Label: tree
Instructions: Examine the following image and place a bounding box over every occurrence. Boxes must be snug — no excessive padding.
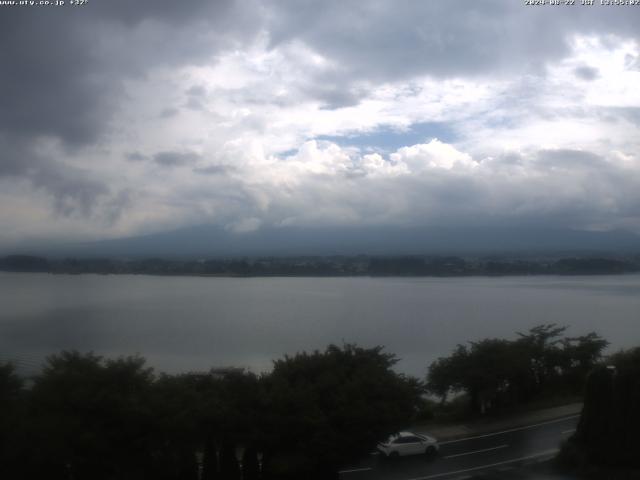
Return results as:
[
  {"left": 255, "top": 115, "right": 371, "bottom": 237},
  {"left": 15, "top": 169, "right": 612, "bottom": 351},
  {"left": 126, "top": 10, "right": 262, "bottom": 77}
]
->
[
  {"left": 150, "top": 368, "right": 263, "bottom": 480},
  {"left": 262, "top": 344, "right": 423, "bottom": 479},
  {"left": 151, "top": 372, "right": 223, "bottom": 480},
  {"left": 0, "top": 363, "right": 25, "bottom": 478},
  {"left": 516, "top": 324, "right": 567, "bottom": 393},
  {"left": 427, "top": 340, "right": 526, "bottom": 414},
  {"left": 219, "top": 442, "right": 240, "bottom": 480},
  {"left": 241, "top": 445, "right": 260, "bottom": 480},
  {"left": 427, "top": 325, "right": 607, "bottom": 414},
  {"left": 426, "top": 354, "right": 458, "bottom": 404},
  {"left": 26, "top": 351, "right": 156, "bottom": 480},
  {"left": 564, "top": 347, "right": 640, "bottom": 469},
  {"left": 559, "top": 332, "right": 609, "bottom": 390},
  {"left": 201, "top": 436, "right": 219, "bottom": 480}
]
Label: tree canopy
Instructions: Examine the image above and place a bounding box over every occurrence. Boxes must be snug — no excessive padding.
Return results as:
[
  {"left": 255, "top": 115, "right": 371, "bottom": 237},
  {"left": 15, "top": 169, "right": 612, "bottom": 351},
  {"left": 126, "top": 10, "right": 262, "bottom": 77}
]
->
[
  {"left": 566, "top": 347, "right": 640, "bottom": 469},
  {"left": 427, "top": 325, "right": 608, "bottom": 414},
  {"left": 263, "top": 344, "right": 423, "bottom": 478},
  {"left": 0, "top": 345, "right": 423, "bottom": 480}
]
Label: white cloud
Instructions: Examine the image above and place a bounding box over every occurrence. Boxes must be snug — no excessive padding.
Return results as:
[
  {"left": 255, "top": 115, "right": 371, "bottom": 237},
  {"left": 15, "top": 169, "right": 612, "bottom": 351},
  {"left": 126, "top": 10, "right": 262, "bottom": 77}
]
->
[{"left": 391, "top": 140, "right": 476, "bottom": 171}]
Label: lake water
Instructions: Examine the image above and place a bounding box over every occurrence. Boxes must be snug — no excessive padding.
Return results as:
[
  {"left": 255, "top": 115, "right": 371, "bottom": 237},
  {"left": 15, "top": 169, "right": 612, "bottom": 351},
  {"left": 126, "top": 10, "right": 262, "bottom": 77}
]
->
[{"left": 1, "top": 272, "right": 639, "bottom": 378}]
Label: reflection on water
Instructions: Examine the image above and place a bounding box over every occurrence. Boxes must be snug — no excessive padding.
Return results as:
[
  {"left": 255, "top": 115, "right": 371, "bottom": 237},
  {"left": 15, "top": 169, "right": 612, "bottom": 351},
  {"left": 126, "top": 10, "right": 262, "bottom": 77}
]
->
[{"left": 1, "top": 272, "right": 639, "bottom": 377}]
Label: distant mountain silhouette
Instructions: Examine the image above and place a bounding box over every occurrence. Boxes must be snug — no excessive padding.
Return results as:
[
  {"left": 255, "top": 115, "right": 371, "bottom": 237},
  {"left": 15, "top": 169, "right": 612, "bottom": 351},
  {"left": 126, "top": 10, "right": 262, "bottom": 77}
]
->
[{"left": 38, "top": 224, "right": 640, "bottom": 258}]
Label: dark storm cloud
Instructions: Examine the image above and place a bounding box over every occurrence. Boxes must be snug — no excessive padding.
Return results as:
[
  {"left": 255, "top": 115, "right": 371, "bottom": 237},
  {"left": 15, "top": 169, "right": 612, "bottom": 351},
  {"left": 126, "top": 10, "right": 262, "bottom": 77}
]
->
[
  {"left": 0, "top": 2, "right": 261, "bottom": 147},
  {"left": 0, "top": 135, "right": 110, "bottom": 217},
  {"left": 267, "top": 0, "right": 640, "bottom": 83},
  {"left": 193, "top": 165, "right": 236, "bottom": 176},
  {"left": 30, "top": 165, "right": 110, "bottom": 217},
  {"left": 267, "top": 1, "right": 540, "bottom": 81},
  {"left": 153, "top": 151, "right": 201, "bottom": 167},
  {"left": 90, "top": 0, "right": 225, "bottom": 26},
  {"left": 159, "top": 107, "right": 180, "bottom": 119},
  {"left": 186, "top": 85, "right": 208, "bottom": 97},
  {"left": 305, "top": 83, "right": 368, "bottom": 110},
  {"left": 0, "top": 10, "right": 114, "bottom": 145},
  {"left": 0, "top": 1, "right": 261, "bottom": 222},
  {"left": 125, "top": 152, "right": 148, "bottom": 162},
  {"left": 0, "top": 135, "right": 33, "bottom": 177}
]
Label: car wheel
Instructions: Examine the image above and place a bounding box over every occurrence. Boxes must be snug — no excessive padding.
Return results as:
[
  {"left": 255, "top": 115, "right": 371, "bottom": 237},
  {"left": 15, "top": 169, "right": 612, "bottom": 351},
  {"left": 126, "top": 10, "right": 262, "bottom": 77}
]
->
[
  {"left": 425, "top": 446, "right": 436, "bottom": 458},
  {"left": 389, "top": 451, "right": 400, "bottom": 459}
]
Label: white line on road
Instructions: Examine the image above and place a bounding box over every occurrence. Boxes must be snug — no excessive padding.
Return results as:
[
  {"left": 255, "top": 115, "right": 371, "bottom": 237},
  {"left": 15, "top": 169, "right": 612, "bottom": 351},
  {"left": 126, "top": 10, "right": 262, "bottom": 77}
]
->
[
  {"left": 443, "top": 444, "right": 508, "bottom": 459},
  {"left": 439, "top": 415, "right": 580, "bottom": 445},
  {"left": 561, "top": 429, "right": 576, "bottom": 435},
  {"left": 404, "top": 449, "right": 559, "bottom": 480},
  {"left": 338, "top": 467, "right": 373, "bottom": 474}
]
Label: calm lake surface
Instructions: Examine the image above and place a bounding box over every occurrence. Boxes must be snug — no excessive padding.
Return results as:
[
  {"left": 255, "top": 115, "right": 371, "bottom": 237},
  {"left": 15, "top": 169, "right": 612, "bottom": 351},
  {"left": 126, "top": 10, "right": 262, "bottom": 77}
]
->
[{"left": 1, "top": 272, "right": 639, "bottom": 377}]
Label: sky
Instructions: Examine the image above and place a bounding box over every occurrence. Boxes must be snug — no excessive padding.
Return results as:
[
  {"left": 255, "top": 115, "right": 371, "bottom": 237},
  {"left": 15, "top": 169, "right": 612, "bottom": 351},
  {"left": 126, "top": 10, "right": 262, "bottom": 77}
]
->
[{"left": 1, "top": 0, "right": 640, "bottom": 249}]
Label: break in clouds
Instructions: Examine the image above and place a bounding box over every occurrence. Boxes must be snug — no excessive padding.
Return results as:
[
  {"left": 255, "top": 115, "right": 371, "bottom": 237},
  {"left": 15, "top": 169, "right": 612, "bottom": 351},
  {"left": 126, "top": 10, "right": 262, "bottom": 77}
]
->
[{"left": 1, "top": 0, "right": 640, "bottom": 247}]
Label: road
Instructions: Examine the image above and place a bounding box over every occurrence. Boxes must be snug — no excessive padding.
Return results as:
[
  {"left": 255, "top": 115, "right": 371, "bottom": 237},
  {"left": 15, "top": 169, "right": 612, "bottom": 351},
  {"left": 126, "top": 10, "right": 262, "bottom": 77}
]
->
[{"left": 339, "top": 415, "right": 579, "bottom": 480}]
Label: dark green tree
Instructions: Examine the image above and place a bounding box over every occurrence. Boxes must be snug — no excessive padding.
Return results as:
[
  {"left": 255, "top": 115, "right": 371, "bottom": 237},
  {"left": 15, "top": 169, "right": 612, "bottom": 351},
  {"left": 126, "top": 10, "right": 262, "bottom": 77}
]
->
[
  {"left": 219, "top": 442, "right": 240, "bottom": 480},
  {"left": 426, "top": 354, "right": 458, "bottom": 404},
  {"left": 427, "top": 339, "right": 530, "bottom": 413},
  {"left": 559, "top": 332, "right": 609, "bottom": 390},
  {"left": 515, "top": 324, "right": 567, "bottom": 393},
  {"left": 262, "top": 344, "right": 423, "bottom": 479},
  {"left": 0, "top": 362, "right": 25, "bottom": 478},
  {"left": 201, "top": 436, "right": 219, "bottom": 480},
  {"left": 241, "top": 445, "right": 260, "bottom": 480},
  {"left": 151, "top": 372, "right": 222, "bottom": 480},
  {"left": 563, "top": 347, "right": 640, "bottom": 470},
  {"left": 26, "top": 351, "right": 156, "bottom": 480},
  {"left": 427, "top": 325, "right": 607, "bottom": 414}
]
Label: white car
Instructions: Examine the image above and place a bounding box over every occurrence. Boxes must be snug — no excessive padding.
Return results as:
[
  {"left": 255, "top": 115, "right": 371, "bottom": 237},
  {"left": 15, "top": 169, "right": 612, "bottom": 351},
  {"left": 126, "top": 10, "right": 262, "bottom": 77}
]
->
[{"left": 377, "top": 431, "right": 439, "bottom": 458}]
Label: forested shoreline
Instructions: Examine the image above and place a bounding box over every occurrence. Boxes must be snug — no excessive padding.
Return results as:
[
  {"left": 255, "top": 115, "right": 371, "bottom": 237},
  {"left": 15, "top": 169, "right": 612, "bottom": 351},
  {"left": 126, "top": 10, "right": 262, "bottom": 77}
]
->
[{"left": 1, "top": 254, "right": 639, "bottom": 277}]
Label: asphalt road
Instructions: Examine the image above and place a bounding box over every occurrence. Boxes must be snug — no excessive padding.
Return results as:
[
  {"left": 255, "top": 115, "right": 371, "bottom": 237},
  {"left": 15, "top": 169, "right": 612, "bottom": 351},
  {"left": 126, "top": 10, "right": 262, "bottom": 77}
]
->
[{"left": 339, "top": 415, "right": 579, "bottom": 480}]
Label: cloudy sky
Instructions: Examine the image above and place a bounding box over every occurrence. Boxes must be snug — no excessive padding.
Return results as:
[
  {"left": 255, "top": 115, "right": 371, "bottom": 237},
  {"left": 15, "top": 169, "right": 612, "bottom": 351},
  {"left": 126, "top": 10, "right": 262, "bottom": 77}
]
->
[{"left": 1, "top": 0, "right": 640, "bottom": 248}]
